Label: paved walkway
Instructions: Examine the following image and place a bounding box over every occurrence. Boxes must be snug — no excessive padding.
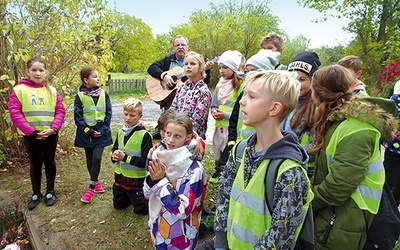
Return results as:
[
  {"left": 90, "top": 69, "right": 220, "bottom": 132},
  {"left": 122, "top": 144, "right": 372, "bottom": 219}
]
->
[{"left": 111, "top": 100, "right": 215, "bottom": 144}]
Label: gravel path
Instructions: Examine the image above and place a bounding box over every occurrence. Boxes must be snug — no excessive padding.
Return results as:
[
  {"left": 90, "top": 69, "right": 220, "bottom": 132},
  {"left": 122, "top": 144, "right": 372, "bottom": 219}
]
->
[{"left": 111, "top": 100, "right": 215, "bottom": 145}]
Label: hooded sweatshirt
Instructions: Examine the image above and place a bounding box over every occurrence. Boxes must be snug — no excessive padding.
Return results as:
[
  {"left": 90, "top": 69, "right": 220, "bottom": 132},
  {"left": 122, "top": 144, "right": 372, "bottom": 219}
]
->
[{"left": 214, "top": 131, "right": 310, "bottom": 249}]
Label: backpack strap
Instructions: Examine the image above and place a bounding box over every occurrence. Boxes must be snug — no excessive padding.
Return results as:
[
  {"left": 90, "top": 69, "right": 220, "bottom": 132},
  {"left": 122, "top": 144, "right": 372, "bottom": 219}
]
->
[
  {"left": 265, "top": 159, "right": 285, "bottom": 213},
  {"left": 232, "top": 139, "right": 247, "bottom": 168}
]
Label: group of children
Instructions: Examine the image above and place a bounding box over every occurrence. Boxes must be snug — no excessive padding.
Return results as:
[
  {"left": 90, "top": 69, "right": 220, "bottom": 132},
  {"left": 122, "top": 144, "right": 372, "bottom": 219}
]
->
[{"left": 8, "top": 30, "right": 400, "bottom": 249}]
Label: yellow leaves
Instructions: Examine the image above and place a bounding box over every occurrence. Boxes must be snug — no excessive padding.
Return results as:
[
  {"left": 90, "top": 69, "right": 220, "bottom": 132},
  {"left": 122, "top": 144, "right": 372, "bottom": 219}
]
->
[{"left": 0, "top": 75, "right": 9, "bottom": 80}]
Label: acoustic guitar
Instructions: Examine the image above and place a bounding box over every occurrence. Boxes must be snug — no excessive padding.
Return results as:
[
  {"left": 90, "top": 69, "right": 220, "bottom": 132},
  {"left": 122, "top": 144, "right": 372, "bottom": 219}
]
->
[{"left": 145, "top": 66, "right": 187, "bottom": 106}]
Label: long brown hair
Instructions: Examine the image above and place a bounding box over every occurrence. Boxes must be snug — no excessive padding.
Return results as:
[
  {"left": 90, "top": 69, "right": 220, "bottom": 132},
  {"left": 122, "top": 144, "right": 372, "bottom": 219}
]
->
[
  {"left": 290, "top": 90, "right": 315, "bottom": 132},
  {"left": 312, "top": 65, "right": 355, "bottom": 154}
]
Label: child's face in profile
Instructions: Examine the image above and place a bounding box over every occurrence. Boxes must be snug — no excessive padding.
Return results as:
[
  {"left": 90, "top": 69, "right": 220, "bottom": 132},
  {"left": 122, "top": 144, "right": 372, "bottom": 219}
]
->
[
  {"left": 218, "top": 63, "right": 234, "bottom": 80},
  {"left": 123, "top": 110, "right": 142, "bottom": 127},
  {"left": 295, "top": 70, "right": 312, "bottom": 97},
  {"left": 164, "top": 122, "right": 191, "bottom": 150},
  {"left": 84, "top": 70, "right": 100, "bottom": 89},
  {"left": 240, "top": 78, "right": 275, "bottom": 127}
]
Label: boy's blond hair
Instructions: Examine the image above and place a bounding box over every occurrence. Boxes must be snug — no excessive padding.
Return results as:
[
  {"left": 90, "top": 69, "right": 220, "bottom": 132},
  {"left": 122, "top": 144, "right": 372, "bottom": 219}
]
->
[
  {"left": 123, "top": 97, "right": 143, "bottom": 114},
  {"left": 245, "top": 70, "right": 300, "bottom": 121},
  {"left": 260, "top": 32, "right": 284, "bottom": 50},
  {"left": 337, "top": 55, "right": 363, "bottom": 72}
]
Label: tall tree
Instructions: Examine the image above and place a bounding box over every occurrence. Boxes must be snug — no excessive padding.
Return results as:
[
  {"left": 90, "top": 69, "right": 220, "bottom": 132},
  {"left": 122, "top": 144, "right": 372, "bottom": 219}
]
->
[
  {"left": 298, "top": 0, "right": 400, "bottom": 86},
  {"left": 109, "top": 12, "right": 153, "bottom": 73},
  {"left": 0, "top": 0, "right": 114, "bottom": 163},
  {"left": 170, "top": 0, "right": 282, "bottom": 86}
]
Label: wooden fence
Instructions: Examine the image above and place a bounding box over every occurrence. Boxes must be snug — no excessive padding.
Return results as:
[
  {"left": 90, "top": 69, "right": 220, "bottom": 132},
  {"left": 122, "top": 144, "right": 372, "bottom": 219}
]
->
[{"left": 107, "top": 78, "right": 146, "bottom": 94}]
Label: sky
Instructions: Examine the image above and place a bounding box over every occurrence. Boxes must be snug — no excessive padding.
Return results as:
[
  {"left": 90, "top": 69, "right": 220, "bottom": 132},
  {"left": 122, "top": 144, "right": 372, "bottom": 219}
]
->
[{"left": 107, "top": 0, "right": 353, "bottom": 48}]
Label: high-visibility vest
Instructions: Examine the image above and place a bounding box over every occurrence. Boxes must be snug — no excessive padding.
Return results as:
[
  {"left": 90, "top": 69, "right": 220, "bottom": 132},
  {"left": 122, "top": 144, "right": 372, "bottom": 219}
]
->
[
  {"left": 214, "top": 84, "right": 244, "bottom": 128},
  {"left": 326, "top": 118, "right": 384, "bottom": 214},
  {"left": 227, "top": 158, "right": 313, "bottom": 249},
  {"left": 77, "top": 90, "right": 106, "bottom": 126},
  {"left": 14, "top": 84, "right": 57, "bottom": 134},
  {"left": 115, "top": 129, "right": 149, "bottom": 178}
]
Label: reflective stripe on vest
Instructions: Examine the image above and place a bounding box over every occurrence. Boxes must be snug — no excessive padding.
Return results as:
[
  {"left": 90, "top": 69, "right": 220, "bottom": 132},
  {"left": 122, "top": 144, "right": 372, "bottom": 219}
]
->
[
  {"left": 227, "top": 157, "right": 313, "bottom": 249},
  {"left": 214, "top": 84, "right": 244, "bottom": 128},
  {"left": 325, "top": 118, "right": 384, "bottom": 214},
  {"left": 77, "top": 90, "right": 106, "bottom": 126},
  {"left": 115, "top": 129, "right": 149, "bottom": 178},
  {"left": 14, "top": 84, "right": 57, "bottom": 134}
]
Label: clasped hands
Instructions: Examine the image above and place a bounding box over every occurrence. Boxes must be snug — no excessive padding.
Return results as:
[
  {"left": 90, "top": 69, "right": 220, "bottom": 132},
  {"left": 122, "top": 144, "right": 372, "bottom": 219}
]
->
[
  {"left": 36, "top": 128, "right": 56, "bottom": 140},
  {"left": 148, "top": 158, "right": 166, "bottom": 181}
]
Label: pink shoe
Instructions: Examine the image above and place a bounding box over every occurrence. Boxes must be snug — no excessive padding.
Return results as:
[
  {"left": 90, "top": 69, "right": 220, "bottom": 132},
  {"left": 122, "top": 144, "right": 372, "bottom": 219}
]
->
[
  {"left": 80, "top": 188, "right": 95, "bottom": 203},
  {"left": 94, "top": 181, "right": 105, "bottom": 194}
]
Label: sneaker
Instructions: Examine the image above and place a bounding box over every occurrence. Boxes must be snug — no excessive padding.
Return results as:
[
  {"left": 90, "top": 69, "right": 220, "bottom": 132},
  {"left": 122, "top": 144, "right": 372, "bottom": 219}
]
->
[
  {"left": 94, "top": 181, "right": 105, "bottom": 194},
  {"left": 44, "top": 191, "right": 57, "bottom": 207},
  {"left": 80, "top": 188, "right": 95, "bottom": 203},
  {"left": 28, "top": 193, "right": 42, "bottom": 210}
]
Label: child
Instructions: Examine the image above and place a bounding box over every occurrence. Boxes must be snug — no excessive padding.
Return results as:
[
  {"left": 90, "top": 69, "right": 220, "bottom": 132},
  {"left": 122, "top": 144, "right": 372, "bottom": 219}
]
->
[
  {"left": 209, "top": 50, "right": 245, "bottom": 183},
  {"left": 8, "top": 57, "right": 66, "bottom": 210},
  {"left": 74, "top": 66, "right": 113, "bottom": 203},
  {"left": 157, "top": 109, "right": 178, "bottom": 140},
  {"left": 310, "top": 65, "right": 397, "bottom": 249},
  {"left": 111, "top": 97, "right": 152, "bottom": 215},
  {"left": 280, "top": 51, "right": 321, "bottom": 178},
  {"left": 143, "top": 112, "right": 207, "bottom": 250},
  {"left": 213, "top": 70, "right": 313, "bottom": 249},
  {"left": 170, "top": 51, "right": 212, "bottom": 140},
  {"left": 337, "top": 55, "right": 370, "bottom": 98},
  {"left": 259, "top": 32, "right": 287, "bottom": 70}
]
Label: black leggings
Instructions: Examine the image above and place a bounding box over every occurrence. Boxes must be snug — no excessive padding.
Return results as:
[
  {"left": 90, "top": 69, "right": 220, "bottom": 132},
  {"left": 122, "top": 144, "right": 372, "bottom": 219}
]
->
[
  {"left": 384, "top": 148, "right": 400, "bottom": 204},
  {"left": 84, "top": 146, "right": 104, "bottom": 188},
  {"left": 23, "top": 134, "right": 58, "bottom": 194}
]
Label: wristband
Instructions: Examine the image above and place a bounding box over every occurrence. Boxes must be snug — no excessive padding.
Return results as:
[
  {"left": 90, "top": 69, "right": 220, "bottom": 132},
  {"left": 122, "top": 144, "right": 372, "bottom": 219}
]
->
[{"left": 161, "top": 72, "right": 168, "bottom": 80}]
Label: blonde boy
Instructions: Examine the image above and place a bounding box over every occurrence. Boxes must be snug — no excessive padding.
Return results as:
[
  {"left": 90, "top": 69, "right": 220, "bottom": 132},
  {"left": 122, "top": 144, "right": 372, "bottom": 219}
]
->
[
  {"left": 214, "top": 70, "right": 313, "bottom": 249},
  {"left": 111, "top": 98, "right": 152, "bottom": 215}
]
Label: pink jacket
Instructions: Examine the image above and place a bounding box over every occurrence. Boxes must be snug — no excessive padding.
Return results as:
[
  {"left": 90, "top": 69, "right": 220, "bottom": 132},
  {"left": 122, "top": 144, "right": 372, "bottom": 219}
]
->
[{"left": 8, "top": 79, "right": 65, "bottom": 136}]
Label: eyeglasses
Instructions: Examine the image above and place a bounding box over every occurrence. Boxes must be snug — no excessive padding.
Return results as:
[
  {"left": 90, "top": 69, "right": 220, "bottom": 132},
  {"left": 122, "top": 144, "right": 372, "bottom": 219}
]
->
[{"left": 174, "top": 44, "right": 188, "bottom": 47}]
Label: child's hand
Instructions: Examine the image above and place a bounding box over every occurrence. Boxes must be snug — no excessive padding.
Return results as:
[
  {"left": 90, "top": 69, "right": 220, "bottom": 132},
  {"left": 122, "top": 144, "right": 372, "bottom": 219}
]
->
[
  {"left": 37, "top": 129, "right": 56, "bottom": 140},
  {"left": 93, "top": 131, "right": 102, "bottom": 137},
  {"left": 112, "top": 150, "right": 125, "bottom": 161},
  {"left": 148, "top": 158, "right": 165, "bottom": 181},
  {"left": 212, "top": 109, "right": 224, "bottom": 120}
]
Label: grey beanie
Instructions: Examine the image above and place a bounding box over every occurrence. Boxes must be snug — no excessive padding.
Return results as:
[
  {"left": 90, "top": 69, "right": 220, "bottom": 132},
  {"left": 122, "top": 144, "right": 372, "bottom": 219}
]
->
[{"left": 245, "top": 49, "right": 280, "bottom": 70}]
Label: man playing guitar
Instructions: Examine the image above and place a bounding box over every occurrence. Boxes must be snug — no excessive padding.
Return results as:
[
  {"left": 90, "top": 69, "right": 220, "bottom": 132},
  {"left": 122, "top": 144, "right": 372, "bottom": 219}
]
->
[{"left": 147, "top": 35, "right": 213, "bottom": 138}]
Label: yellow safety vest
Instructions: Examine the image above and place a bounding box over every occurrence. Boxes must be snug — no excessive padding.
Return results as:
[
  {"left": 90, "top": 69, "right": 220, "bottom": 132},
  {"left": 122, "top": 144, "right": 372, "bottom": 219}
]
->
[
  {"left": 115, "top": 129, "right": 149, "bottom": 178},
  {"left": 326, "top": 118, "right": 384, "bottom": 214},
  {"left": 77, "top": 90, "right": 106, "bottom": 126},
  {"left": 14, "top": 84, "right": 57, "bottom": 135},
  {"left": 227, "top": 158, "right": 313, "bottom": 249},
  {"left": 214, "top": 84, "right": 244, "bottom": 128}
]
